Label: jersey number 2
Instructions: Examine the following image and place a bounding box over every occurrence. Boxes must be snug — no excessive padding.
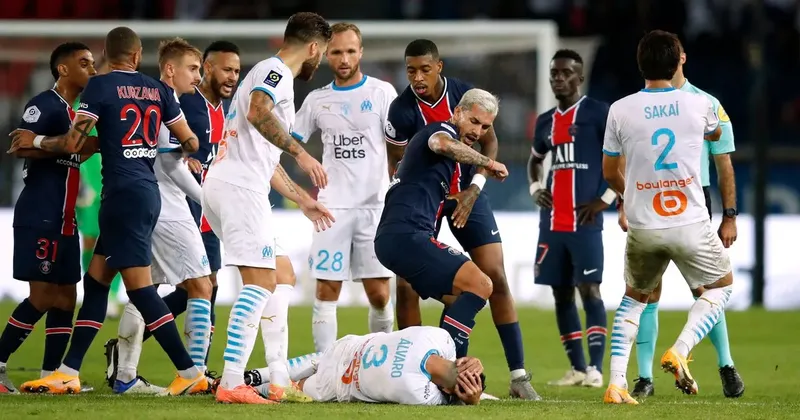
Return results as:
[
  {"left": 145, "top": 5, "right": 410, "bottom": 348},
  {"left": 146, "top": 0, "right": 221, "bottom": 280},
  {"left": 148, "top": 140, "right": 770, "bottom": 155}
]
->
[
  {"left": 120, "top": 104, "right": 162, "bottom": 147},
  {"left": 651, "top": 128, "right": 678, "bottom": 171}
]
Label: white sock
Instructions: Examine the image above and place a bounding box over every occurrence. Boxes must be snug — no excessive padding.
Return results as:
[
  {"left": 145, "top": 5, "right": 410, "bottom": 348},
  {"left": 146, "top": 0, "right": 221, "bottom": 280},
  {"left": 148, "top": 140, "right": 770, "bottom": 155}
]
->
[
  {"left": 116, "top": 302, "right": 145, "bottom": 383},
  {"left": 40, "top": 370, "right": 53, "bottom": 378},
  {"left": 368, "top": 300, "right": 394, "bottom": 334},
  {"left": 288, "top": 352, "right": 323, "bottom": 381},
  {"left": 510, "top": 369, "right": 527, "bottom": 380},
  {"left": 609, "top": 296, "right": 647, "bottom": 388},
  {"left": 261, "top": 284, "right": 292, "bottom": 387},
  {"left": 0, "top": 362, "right": 6, "bottom": 369},
  {"left": 675, "top": 285, "right": 733, "bottom": 357},
  {"left": 220, "top": 284, "right": 271, "bottom": 390},
  {"left": 312, "top": 299, "right": 337, "bottom": 353},
  {"left": 58, "top": 364, "right": 79, "bottom": 377},
  {"left": 185, "top": 298, "right": 212, "bottom": 371}
]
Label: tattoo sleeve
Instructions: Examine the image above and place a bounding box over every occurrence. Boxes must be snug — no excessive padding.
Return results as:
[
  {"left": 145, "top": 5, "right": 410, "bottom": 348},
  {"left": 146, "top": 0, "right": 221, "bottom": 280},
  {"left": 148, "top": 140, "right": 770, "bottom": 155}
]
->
[
  {"left": 40, "top": 116, "right": 96, "bottom": 154},
  {"left": 248, "top": 90, "right": 306, "bottom": 157},
  {"left": 714, "top": 154, "right": 737, "bottom": 208},
  {"left": 428, "top": 133, "right": 490, "bottom": 167}
]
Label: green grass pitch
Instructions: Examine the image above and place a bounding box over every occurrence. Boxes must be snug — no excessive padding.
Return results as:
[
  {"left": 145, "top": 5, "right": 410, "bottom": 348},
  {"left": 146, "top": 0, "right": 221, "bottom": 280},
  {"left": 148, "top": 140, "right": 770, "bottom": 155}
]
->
[{"left": 0, "top": 302, "right": 798, "bottom": 419}]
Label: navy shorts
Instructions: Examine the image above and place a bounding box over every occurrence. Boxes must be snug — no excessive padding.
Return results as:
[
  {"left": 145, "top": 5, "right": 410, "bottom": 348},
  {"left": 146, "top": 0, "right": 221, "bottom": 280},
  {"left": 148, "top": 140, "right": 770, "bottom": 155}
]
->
[
  {"left": 13, "top": 227, "right": 81, "bottom": 284},
  {"left": 374, "top": 232, "right": 470, "bottom": 300},
  {"left": 534, "top": 229, "right": 604, "bottom": 287},
  {"left": 188, "top": 196, "right": 222, "bottom": 272},
  {"left": 438, "top": 191, "right": 501, "bottom": 252},
  {"left": 94, "top": 187, "right": 161, "bottom": 270}
]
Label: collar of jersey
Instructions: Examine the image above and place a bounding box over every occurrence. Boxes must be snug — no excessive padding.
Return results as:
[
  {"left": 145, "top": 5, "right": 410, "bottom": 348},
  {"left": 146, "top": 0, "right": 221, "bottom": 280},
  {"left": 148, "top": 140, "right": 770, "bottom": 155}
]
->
[
  {"left": 641, "top": 87, "right": 676, "bottom": 93},
  {"left": 331, "top": 74, "right": 367, "bottom": 91}
]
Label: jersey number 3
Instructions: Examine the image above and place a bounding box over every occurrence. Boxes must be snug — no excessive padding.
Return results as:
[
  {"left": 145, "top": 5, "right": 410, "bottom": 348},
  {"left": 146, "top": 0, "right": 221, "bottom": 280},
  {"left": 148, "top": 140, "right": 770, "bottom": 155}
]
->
[{"left": 651, "top": 128, "right": 677, "bottom": 171}]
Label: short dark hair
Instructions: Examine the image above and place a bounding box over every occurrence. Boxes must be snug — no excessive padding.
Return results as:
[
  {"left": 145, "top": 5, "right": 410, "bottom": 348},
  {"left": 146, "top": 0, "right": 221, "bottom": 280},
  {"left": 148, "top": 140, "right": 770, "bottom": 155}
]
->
[
  {"left": 552, "top": 49, "right": 583, "bottom": 65},
  {"left": 637, "top": 30, "right": 681, "bottom": 81},
  {"left": 50, "top": 42, "right": 91, "bottom": 81},
  {"left": 104, "top": 26, "right": 142, "bottom": 63},
  {"left": 284, "top": 12, "right": 332, "bottom": 45},
  {"left": 405, "top": 39, "right": 439, "bottom": 60},
  {"left": 203, "top": 40, "right": 240, "bottom": 62}
]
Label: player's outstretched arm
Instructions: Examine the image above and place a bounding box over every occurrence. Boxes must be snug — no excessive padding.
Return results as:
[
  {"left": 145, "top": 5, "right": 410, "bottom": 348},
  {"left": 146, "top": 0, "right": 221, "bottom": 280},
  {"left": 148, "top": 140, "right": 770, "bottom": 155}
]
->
[
  {"left": 248, "top": 90, "right": 327, "bottom": 188},
  {"left": 8, "top": 114, "right": 96, "bottom": 155},
  {"left": 165, "top": 118, "right": 200, "bottom": 154},
  {"left": 271, "top": 164, "right": 334, "bottom": 232},
  {"left": 427, "top": 133, "right": 507, "bottom": 179}
]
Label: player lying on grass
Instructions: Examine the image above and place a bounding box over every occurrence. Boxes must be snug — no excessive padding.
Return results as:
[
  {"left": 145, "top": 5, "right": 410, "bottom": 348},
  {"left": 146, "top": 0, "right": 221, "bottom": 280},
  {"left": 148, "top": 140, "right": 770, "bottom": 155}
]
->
[{"left": 234, "top": 327, "right": 487, "bottom": 405}]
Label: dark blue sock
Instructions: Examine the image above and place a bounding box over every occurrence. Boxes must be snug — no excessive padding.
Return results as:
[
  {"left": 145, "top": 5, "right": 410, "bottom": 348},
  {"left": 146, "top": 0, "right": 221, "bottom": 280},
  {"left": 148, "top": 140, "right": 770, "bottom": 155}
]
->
[
  {"left": 583, "top": 295, "right": 607, "bottom": 372},
  {"left": 127, "top": 285, "right": 194, "bottom": 371},
  {"left": 0, "top": 298, "right": 44, "bottom": 363},
  {"left": 42, "top": 308, "right": 74, "bottom": 372},
  {"left": 63, "top": 274, "right": 109, "bottom": 371},
  {"left": 496, "top": 322, "right": 525, "bottom": 371},
  {"left": 205, "top": 285, "right": 218, "bottom": 367},
  {"left": 440, "top": 292, "right": 486, "bottom": 358},
  {"left": 555, "top": 298, "right": 586, "bottom": 372},
  {"left": 142, "top": 287, "right": 188, "bottom": 342},
  {"left": 439, "top": 305, "right": 468, "bottom": 354}
]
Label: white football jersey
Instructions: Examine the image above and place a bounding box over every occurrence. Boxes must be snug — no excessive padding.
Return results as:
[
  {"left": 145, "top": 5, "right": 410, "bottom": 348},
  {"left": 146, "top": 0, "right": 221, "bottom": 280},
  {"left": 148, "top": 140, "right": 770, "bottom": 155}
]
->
[
  {"left": 339, "top": 327, "right": 455, "bottom": 405},
  {"left": 154, "top": 123, "right": 194, "bottom": 222},
  {"left": 206, "top": 56, "right": 294, "bottom": 193},
  {"left": 293, "top": 76, "right": 397, "bottom": 208},
  {"left": 603, "top": 87, "right": 719, "bottom": 230}
]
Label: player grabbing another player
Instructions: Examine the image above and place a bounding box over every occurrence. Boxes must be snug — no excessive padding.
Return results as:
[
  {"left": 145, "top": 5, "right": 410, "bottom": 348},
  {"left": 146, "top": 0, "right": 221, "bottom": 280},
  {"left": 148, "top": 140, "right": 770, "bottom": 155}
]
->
[
  {"left": 385, "top": 40, "right": 538, "bottom": 399},
  {"left": 528, "top": 50, "right": 613, "bottom": 388},
  {"left": 107, "top": 38, "right": 212, "bottom": 395},
  {"left": 292, "top": 22, "right": 397, "bottom": 352},
  {"left": 601, "top": 30, "right": 734, "bottom": 405},
  {"left": 627, "top": 40, "right": 744, "bottom": 399},
  {"left": 293, "top": 327, "right": 486, "bottom": 405},
  {"left": 202, "top": 12, "right": 333, "bottom": 404},
  {"left": 10, "top": 26, "right": 208, "bottom": 396},
  {"left": 0, "top": 43, "right": 96, "bottom": 394},
  {"left": 375, "top": 89, "right": 507, "bottom": 365}
]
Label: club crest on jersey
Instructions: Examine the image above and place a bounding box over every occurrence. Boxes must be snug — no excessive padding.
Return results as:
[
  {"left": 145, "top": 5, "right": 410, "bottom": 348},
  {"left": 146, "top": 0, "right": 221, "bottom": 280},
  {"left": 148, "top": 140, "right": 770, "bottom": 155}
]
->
[
  {"left": 23, "top": 105, "right": 41, "bottom": 123},
  {"left": 568, "top": 124, "right": 579, "bottom": 136},
  {"left": 385, "top": 121, "right": 396, "bottom": 138},
  {"left": 341, "top": 103, "right": 351, "bottom": 116},
  {"left": 360, "top": 99, "right": 373, "bottom": 112},
  {"left": 261, "top": 245, "right": 274, "bottom": 259},
  {"left": 39, "top": 260, "right": 52, "bottom": 275},
  {"left": 264, "top": 70, "right": 283, "bottom": 88}
]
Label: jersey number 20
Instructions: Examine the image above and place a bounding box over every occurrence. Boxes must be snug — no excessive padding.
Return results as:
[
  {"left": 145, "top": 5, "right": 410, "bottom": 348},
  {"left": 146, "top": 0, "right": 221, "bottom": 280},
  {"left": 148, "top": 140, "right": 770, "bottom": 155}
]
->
[
  {"left": 651, "top": 128, "right": 677, "bottom": 171},
  {"left": 120, "top": 104, "right": 162, "bottom": 147}
]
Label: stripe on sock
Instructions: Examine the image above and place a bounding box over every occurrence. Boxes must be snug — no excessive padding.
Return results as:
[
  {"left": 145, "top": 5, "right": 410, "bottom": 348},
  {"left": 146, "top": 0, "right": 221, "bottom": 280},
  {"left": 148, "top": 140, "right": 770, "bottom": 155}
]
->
[
  {"left": 586, "top": 326, "right": 607, "bottom": 336},
  {"left": 442, "top": 315, "right": 472, "bottom": 335},
  {"left": 74, "top": 320, "right": 102, "bottom": 330},
  {"left": 146, "top": 314, "right": 174, "bottom": 332},
  {"left": 560, "top": 331, "right": 582, "bottom": 342},
  {"left": 8, "top": 317, "right": 34, "bottom": 330},
  {"left": 45, "top": 327, "right": 72, "bottom": 335}
]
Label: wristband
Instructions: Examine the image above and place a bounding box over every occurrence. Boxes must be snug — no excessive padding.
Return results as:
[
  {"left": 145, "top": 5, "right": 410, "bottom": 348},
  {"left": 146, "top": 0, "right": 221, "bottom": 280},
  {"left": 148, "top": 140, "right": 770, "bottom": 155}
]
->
[
  {"left": 33, "top": 135, "right": 44, "bottom": 149},
  {"left": 471, "top": 174, "right": 487, "bottom": 191},
  {"left": 600, "top": 188, "right": 617, "bottom": 205},
  {"left": 529, "top": 181, "right": 543, "bottom": 197}
]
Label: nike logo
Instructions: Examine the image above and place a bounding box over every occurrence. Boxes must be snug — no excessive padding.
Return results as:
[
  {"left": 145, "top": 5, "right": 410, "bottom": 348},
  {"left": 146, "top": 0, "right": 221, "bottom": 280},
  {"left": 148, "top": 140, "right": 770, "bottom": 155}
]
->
[
  {"left": 62, "top": 380, "right": 73, "bottom": 385},
  {"left": 205, "top": 129, "right": 212, "bottom": 134},
  {"left": 583, "top": 268, "right": 598, "bottom": 275},
  {"left": 491, "top": 229, "right": 499, "bottom": 235}
]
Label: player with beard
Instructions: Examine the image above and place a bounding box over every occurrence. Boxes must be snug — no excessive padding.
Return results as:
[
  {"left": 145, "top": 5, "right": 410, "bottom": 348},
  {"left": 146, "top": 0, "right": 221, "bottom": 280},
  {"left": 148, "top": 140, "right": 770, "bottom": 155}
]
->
[
  {"left": 292, "top": 23, "right": 397, "bottom": 353},
  {"left": 202, "top": 12, "right": 334, "bottom": 404}
]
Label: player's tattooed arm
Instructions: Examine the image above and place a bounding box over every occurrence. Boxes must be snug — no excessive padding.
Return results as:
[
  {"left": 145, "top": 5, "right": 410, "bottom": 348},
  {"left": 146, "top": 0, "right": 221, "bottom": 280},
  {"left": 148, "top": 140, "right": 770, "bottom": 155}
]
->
[
  {"left": 248, "top": 90, "right": 306, "bottom": 157},
  {"left": 270, "top": 163, "right": 310, "bottom": 205},
  {"left": 428, "top": 133, "right": 490, "bottom": 167},
  {"left": 475, "top": 126, "right": 499, "bottom": 177},
  {"left": 165, "top": 118, "right": 199, "bottom": 154},
  {"left": 31, "top": 115, "right": 96, "bottom": 154}
]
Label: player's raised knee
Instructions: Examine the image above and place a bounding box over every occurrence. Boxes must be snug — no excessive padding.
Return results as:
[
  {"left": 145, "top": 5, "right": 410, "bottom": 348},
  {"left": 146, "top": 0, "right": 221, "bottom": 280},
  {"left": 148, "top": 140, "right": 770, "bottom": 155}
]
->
[{"left": 454, "top": 262, "right": 493, "bottom": 299}]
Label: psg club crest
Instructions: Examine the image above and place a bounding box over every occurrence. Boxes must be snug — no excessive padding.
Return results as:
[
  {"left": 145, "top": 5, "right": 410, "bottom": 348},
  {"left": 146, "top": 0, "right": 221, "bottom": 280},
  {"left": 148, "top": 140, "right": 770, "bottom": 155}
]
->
[
  {"left": 447, "top": 247, "right": 462, "bottom": 256},
  {"left": 39, "top": 260, "right": 52, "bottom": 275},
  {"left": 568, "top": 124, "right": 579, "bottom": 136}
]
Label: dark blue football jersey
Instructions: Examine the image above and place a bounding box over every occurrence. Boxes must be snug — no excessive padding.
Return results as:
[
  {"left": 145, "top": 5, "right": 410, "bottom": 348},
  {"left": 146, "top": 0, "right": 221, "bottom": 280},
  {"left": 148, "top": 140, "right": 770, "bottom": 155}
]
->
[
  {"left": 14, "top": 89, "right": 82, "bottom": 235},
  {"left": 77, "top": 70, "right": 183, "bottom": 195},
  {"left": 531, "top": 96, "right": 610, "bottom": 232},
  {"left": 385, "top": 77, "right": 474, "bottom": 192},
  {"left": 377, "top": 121, "right": 461, "bottom": 235},
  {"left": 181, "top": 86, "right": 225, "bottom": 173}
]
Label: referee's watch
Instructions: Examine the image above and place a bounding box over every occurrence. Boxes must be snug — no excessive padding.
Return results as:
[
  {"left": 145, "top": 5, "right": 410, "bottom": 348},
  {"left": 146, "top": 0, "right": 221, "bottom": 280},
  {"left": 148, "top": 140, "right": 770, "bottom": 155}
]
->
[{"left": 723, "top": 208, "right": 738, "bottom": 218}]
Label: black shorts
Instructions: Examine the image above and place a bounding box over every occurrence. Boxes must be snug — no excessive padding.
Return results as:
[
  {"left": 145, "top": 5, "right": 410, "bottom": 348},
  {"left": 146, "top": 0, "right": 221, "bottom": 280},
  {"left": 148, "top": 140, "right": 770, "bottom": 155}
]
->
[
  {"left": 13, "top": 227, "right": 81, "bottom": 284},
  {"left": 94, "top": 186, "right": 161, "bottom": 270},
  {"left": 533, "top": 229, "right": 604, "bottom": 287},
  {"left": 703, "top": 186, "right": 712, "bottom": 220},
  {"left": 374, "top": 232, "right": 469, "bottom": 300},
  {"left": 437, "top": 191, "right": 501, "bottom": 252},
  {"left": 188, "top": 196, "right": 222, "bottom": 272}
]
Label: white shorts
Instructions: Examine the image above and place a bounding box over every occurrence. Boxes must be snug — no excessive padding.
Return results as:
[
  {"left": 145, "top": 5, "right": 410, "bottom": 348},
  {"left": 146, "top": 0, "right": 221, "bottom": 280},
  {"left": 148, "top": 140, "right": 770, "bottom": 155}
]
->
[
  {"left": 625, "top": 220, "right": 731, "bottom": 292},
  {"left": 202, "top": 178, "right": 277, "bottom": 269},
  {"left": 151, "top": 219, "right": 211, "bottom": 286},
  {"left": 302, "top": 334, "right": 363, "bottom": 402},
  {"left": 309, "top": 208, "right": 392, "bottom": 281}
]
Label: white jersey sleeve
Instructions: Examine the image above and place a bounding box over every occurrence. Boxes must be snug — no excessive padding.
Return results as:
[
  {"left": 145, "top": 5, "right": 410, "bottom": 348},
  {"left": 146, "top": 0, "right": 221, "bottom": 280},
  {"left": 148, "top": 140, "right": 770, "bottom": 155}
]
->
[
  {"left": 702, "top": 95, "right": 720, "bottom": 134},
  {"left": 154, "top": 123, "right": 197, "bottom": 221},
  {"left": 205, "top": 57, "right": 295, "bottom": 194},
  {"left": 612, "top": 89, "right": 712, "bottom": 230},
  {"left": 292, "top": 92, "right": 318, "bottom": 143},
  {"left": 344, "top": 327, "right": 453, "bottom": 405}
]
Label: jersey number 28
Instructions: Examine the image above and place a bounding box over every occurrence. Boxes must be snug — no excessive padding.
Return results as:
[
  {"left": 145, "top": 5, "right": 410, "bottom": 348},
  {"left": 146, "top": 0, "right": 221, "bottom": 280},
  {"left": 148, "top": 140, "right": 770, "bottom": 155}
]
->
[{"left": 651, "top": 128, "right": 677, "bottom": 171}]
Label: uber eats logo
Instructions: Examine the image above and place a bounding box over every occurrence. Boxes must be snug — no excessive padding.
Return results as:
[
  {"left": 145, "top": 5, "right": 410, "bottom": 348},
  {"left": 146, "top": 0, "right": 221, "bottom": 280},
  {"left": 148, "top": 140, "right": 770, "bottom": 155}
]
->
[{"left": 334, "top": 134, "right": 366, "bottom": 159}]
